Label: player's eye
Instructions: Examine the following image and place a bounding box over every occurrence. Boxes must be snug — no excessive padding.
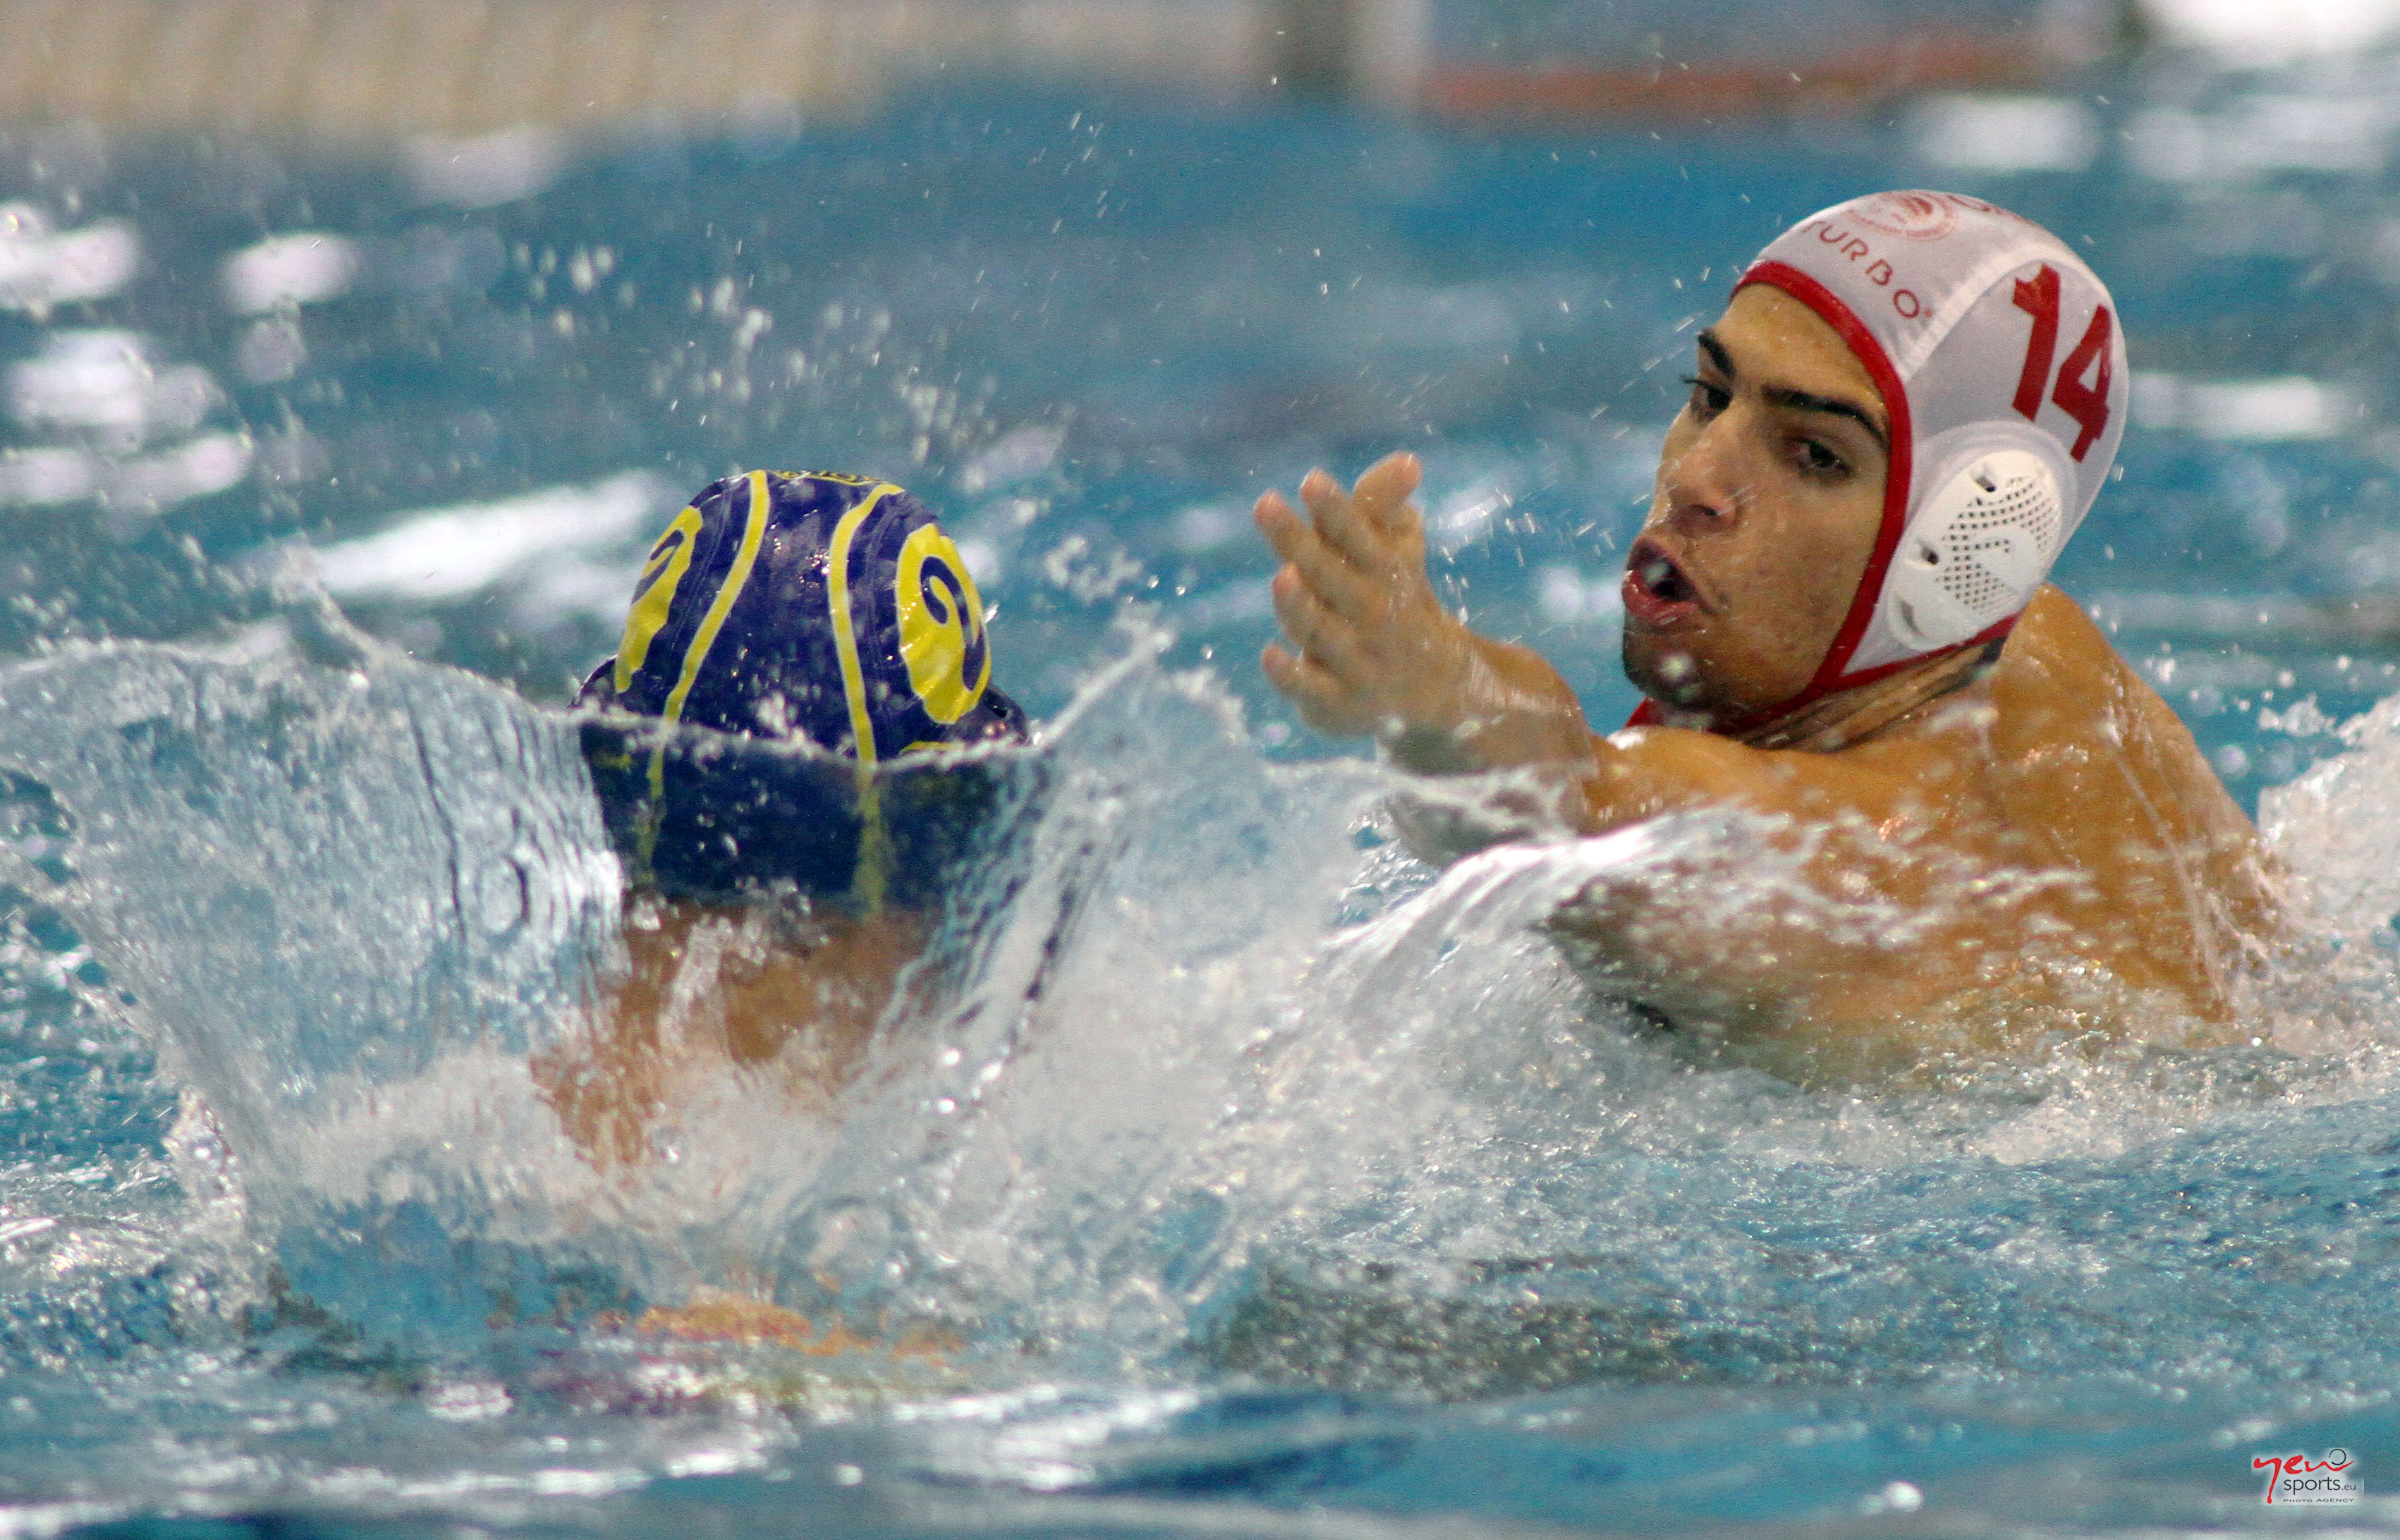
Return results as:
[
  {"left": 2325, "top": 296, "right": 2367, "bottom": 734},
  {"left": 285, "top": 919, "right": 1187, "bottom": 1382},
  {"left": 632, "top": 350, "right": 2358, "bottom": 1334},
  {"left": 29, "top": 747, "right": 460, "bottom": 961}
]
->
[
  {"left": 1681, "top": 375, "right": 1730, "bottom": 417},
  {"left": 1794, "top": 438, "right": 1849, "bottom": 477}
]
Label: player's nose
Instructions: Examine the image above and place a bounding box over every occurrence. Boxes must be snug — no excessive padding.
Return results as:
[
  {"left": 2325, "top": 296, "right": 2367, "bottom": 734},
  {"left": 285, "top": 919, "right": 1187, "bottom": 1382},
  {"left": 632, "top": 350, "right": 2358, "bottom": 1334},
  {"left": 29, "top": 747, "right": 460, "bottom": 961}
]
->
[{"left": 1655, "top": 408, "right": 1748, "bottom": 534}]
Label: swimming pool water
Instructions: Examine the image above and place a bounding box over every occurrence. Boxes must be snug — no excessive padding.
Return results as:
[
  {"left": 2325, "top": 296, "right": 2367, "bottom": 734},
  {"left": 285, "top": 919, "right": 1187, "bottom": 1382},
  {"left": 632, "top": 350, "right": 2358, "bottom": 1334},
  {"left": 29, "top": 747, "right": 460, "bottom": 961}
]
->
[{"left": 6, "top": 49, "right": 2400, "bottom": 1540}]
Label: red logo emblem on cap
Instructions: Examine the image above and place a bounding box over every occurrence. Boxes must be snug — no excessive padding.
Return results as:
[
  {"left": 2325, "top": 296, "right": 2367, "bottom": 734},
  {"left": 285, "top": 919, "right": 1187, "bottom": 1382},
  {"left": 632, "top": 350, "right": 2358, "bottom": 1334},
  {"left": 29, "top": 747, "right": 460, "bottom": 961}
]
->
[{"left": 1846, "top": 192, "right": 1959, "bottom": 241}]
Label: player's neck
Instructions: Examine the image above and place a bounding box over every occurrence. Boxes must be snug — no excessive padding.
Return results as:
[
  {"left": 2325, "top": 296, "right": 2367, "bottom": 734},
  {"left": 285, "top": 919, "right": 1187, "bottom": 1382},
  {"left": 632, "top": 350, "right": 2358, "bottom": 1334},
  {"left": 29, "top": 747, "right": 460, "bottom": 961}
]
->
[{"left": 1735, "top": 642, "right": 2001, "bottom": 752}]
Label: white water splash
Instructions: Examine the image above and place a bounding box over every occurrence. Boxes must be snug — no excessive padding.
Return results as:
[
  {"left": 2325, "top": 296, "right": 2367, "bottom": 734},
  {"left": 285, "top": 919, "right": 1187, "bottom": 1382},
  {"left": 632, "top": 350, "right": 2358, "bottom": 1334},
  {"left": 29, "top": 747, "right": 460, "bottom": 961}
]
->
[{"left": 2, "top": 599, "right": 2399, "bottom": 1396}]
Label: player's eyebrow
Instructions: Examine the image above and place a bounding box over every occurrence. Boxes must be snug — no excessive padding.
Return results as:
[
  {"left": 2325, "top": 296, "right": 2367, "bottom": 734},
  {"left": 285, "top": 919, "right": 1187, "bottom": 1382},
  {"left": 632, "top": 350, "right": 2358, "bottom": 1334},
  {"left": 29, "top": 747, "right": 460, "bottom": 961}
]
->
[
  {"left": 1694, "top": 328, "right": 1889, "bottom": 453},
  {"left": 1762, "top": 384, "right": 1889, "bottom": 453}
]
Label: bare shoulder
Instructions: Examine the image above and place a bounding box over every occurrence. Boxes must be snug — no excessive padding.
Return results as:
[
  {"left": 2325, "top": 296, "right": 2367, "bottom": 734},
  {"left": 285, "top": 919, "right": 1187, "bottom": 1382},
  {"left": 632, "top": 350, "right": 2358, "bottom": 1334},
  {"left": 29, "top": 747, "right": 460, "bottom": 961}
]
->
[
  {"left": 1595, "top": 716, "right": 1938, "bottom": 830},
  {"left": 1987, "top": 584, "right": 2258, "bottom": 841},
  {"left": 1987, "top": 585, "right": 2120, "bottom": 709},
  {"left": 1590, "top": 585, "right": 2241, "bottom": 838}
]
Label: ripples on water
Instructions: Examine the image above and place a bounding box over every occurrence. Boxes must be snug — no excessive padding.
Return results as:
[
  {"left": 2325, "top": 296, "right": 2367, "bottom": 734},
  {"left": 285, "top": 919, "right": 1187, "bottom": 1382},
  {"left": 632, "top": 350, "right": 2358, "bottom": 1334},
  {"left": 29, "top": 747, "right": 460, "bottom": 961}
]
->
[{"left": 7, "top": 49, "right": 2400, "bottom": 1540}]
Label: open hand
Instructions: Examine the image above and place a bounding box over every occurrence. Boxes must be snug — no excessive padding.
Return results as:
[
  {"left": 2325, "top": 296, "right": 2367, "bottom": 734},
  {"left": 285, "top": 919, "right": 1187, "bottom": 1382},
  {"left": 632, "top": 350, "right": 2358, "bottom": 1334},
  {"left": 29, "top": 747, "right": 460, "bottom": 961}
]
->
[{"left": 1255, "top": 453, "right": 1473, "bottom": 744}]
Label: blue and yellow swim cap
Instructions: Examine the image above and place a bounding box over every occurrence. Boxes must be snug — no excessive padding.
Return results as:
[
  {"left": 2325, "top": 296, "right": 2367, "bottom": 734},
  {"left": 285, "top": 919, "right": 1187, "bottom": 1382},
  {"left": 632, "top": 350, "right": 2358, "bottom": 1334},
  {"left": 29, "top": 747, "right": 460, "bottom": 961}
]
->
[
  {"left": 576, "top": 470, "right": 1031, "bottom": 910},
  {"left": 578, "top": 469, "right": 1023, "bottom": 762}
]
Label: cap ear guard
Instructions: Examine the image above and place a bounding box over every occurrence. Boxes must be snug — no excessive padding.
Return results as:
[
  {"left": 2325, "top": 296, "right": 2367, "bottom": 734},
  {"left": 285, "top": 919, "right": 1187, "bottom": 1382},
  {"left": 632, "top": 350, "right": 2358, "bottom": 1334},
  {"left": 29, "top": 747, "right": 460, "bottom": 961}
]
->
[{"left": 1876, "top": 444, "right": 2065, "bottom": 658}]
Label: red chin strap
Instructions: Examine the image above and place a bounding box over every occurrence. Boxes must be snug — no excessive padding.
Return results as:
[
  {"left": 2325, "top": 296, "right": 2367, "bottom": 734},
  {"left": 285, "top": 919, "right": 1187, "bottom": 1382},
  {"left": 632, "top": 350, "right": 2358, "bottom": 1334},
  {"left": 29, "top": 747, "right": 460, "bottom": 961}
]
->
[{"left": 1618, "top": 259, "right": 2013, "bottom": 738}]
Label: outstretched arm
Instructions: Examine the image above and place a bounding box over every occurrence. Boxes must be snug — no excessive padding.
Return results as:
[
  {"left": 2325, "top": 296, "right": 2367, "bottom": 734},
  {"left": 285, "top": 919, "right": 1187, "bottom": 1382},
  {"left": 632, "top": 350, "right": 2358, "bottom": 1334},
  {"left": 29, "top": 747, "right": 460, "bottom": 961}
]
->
[
  {"left": 1254, "top": 453, "right": 1915, "bottom": 861},
  {"left": 1254, "top": 453, "right": 1598, "bottom": 779}
]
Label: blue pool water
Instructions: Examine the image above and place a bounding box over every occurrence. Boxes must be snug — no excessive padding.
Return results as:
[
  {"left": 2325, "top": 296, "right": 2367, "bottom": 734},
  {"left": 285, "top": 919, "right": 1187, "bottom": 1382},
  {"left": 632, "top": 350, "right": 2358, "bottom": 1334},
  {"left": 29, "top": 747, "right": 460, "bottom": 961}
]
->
[{"left": 8, "top": 51, "right": 2400, "bottom": 1539}]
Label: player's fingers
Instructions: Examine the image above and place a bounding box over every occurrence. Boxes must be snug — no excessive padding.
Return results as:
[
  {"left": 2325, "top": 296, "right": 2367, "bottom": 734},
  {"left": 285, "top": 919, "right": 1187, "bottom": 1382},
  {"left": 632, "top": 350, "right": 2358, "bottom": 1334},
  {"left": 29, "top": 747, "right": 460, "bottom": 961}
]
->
[
  {"left": 1257, "top": 489, "right": 1344, "bottom": 579},
  {"left": 1272, "top": 566, "right": 1361, "bottom": 668},
  {"left": 1254, "top": 495, "right": 1319, "bottom": 586},
  {"left": 1254, "top": 487, "right": 1303, "bottom": 546},
  {"left": 1350, "top": 452, "right": 1423, "bottom": 537},
  {"left": 1262, "top": 501, "right": 1378, "bottom": 622},
  {"left": 1261, "top": 644, "right": 1363, "bottom": 733},
  {"left": 1261, "top": 640, "right": 1329, "bottom": 695},
  {"left": 1299, "top": 468, "right": 1389, "bottom": 571},
  {"left": 1268, "top": 563, "right": 1317, "bottom": 649}
]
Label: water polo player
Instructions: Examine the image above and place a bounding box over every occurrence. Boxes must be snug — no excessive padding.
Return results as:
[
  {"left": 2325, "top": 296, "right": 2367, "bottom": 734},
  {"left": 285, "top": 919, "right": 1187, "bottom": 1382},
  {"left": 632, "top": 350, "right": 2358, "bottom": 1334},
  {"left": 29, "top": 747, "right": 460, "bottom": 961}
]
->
[
  {"left": 1257, "top": 189, "right": 2286, "bottom": 1083},
  {"left": 539, "top": 469, "right": 1025, "bottom": 1168}
]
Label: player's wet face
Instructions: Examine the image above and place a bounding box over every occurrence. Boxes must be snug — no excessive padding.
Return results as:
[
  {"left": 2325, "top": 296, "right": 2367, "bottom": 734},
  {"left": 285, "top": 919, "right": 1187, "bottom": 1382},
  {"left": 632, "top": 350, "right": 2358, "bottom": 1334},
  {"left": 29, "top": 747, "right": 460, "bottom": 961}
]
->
[{"left": 1621, "top": 284, "right": 1891, "bottom": 719}]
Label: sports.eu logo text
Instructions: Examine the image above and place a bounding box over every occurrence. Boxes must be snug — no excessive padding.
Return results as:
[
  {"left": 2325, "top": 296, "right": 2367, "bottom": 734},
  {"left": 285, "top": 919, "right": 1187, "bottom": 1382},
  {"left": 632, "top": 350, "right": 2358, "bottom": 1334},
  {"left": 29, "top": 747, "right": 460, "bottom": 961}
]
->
[{"left": 2253, "top": 1448, "right": 2362, "bottom": 1505}]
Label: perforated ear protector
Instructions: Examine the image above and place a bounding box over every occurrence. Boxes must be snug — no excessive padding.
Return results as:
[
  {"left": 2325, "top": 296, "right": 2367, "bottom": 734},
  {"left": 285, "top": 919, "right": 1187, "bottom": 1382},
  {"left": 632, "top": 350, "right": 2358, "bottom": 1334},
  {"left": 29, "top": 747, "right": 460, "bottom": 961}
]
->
[{"left": 1880, "top": 446, "right": 2066, "bottom": 654}]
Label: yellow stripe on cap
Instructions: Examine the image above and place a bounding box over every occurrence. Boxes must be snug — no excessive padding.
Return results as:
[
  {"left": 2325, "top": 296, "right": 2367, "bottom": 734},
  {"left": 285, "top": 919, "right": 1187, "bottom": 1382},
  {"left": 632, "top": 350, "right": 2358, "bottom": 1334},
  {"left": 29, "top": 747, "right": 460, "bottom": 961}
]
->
[
  {"left": 825, "top": 479, "right": 901, "bottom": 913},
  {"left": 825, "top": 480, "right": 899, "bottom": 773},
  {"left": 614, "top": 503, "right": 705, "bottom": 694},
  {"left": 637, "top": 470, "right": 773, "bottom": 876},
  {"left": 662, "top": 470, "right": 773, "bottom": 730}
]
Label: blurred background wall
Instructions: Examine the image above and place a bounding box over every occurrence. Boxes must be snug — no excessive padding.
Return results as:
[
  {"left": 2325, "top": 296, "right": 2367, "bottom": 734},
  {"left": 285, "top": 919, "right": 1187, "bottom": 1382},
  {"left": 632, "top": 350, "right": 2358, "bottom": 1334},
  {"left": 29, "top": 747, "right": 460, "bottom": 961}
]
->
[{"left": 0, "top": 0, "right": 2363, "bottom": 145}]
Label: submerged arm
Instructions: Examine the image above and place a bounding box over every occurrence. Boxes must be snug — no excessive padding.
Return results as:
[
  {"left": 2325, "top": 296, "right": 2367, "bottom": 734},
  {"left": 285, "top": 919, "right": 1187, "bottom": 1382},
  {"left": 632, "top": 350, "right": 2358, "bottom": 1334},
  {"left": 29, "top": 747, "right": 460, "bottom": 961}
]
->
[{"left": 534, "top": 899, "right": 923, "bottom": 1171}]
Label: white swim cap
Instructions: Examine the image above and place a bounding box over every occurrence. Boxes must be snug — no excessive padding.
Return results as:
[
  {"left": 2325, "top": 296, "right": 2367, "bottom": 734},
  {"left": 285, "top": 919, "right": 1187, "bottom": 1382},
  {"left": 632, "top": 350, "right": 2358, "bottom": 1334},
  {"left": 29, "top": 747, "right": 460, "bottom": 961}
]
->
[{"left": 1737, "top": 190, "right": 2128, "bottom": 697}]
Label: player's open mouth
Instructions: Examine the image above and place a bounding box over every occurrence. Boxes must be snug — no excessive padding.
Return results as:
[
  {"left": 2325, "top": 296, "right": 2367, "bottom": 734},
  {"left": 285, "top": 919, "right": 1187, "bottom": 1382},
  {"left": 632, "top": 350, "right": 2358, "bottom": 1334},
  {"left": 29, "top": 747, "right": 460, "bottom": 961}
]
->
[{"left": 1621, "top": 539, "right": 1703, "bottom": 629}]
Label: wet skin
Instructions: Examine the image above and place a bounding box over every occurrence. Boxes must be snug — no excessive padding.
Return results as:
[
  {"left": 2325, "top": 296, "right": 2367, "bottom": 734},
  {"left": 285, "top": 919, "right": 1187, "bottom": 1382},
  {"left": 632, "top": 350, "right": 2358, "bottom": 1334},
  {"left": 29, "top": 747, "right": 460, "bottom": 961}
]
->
[
  {"left": 528, "top": 898, "right": 929, "bottom": 1344},
  {"left": 1256, "top": 285, "right": 2285, "bottom": 1084},
  {"left": 535, "top": 898, "right": 922, "bottom": 1171}
]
